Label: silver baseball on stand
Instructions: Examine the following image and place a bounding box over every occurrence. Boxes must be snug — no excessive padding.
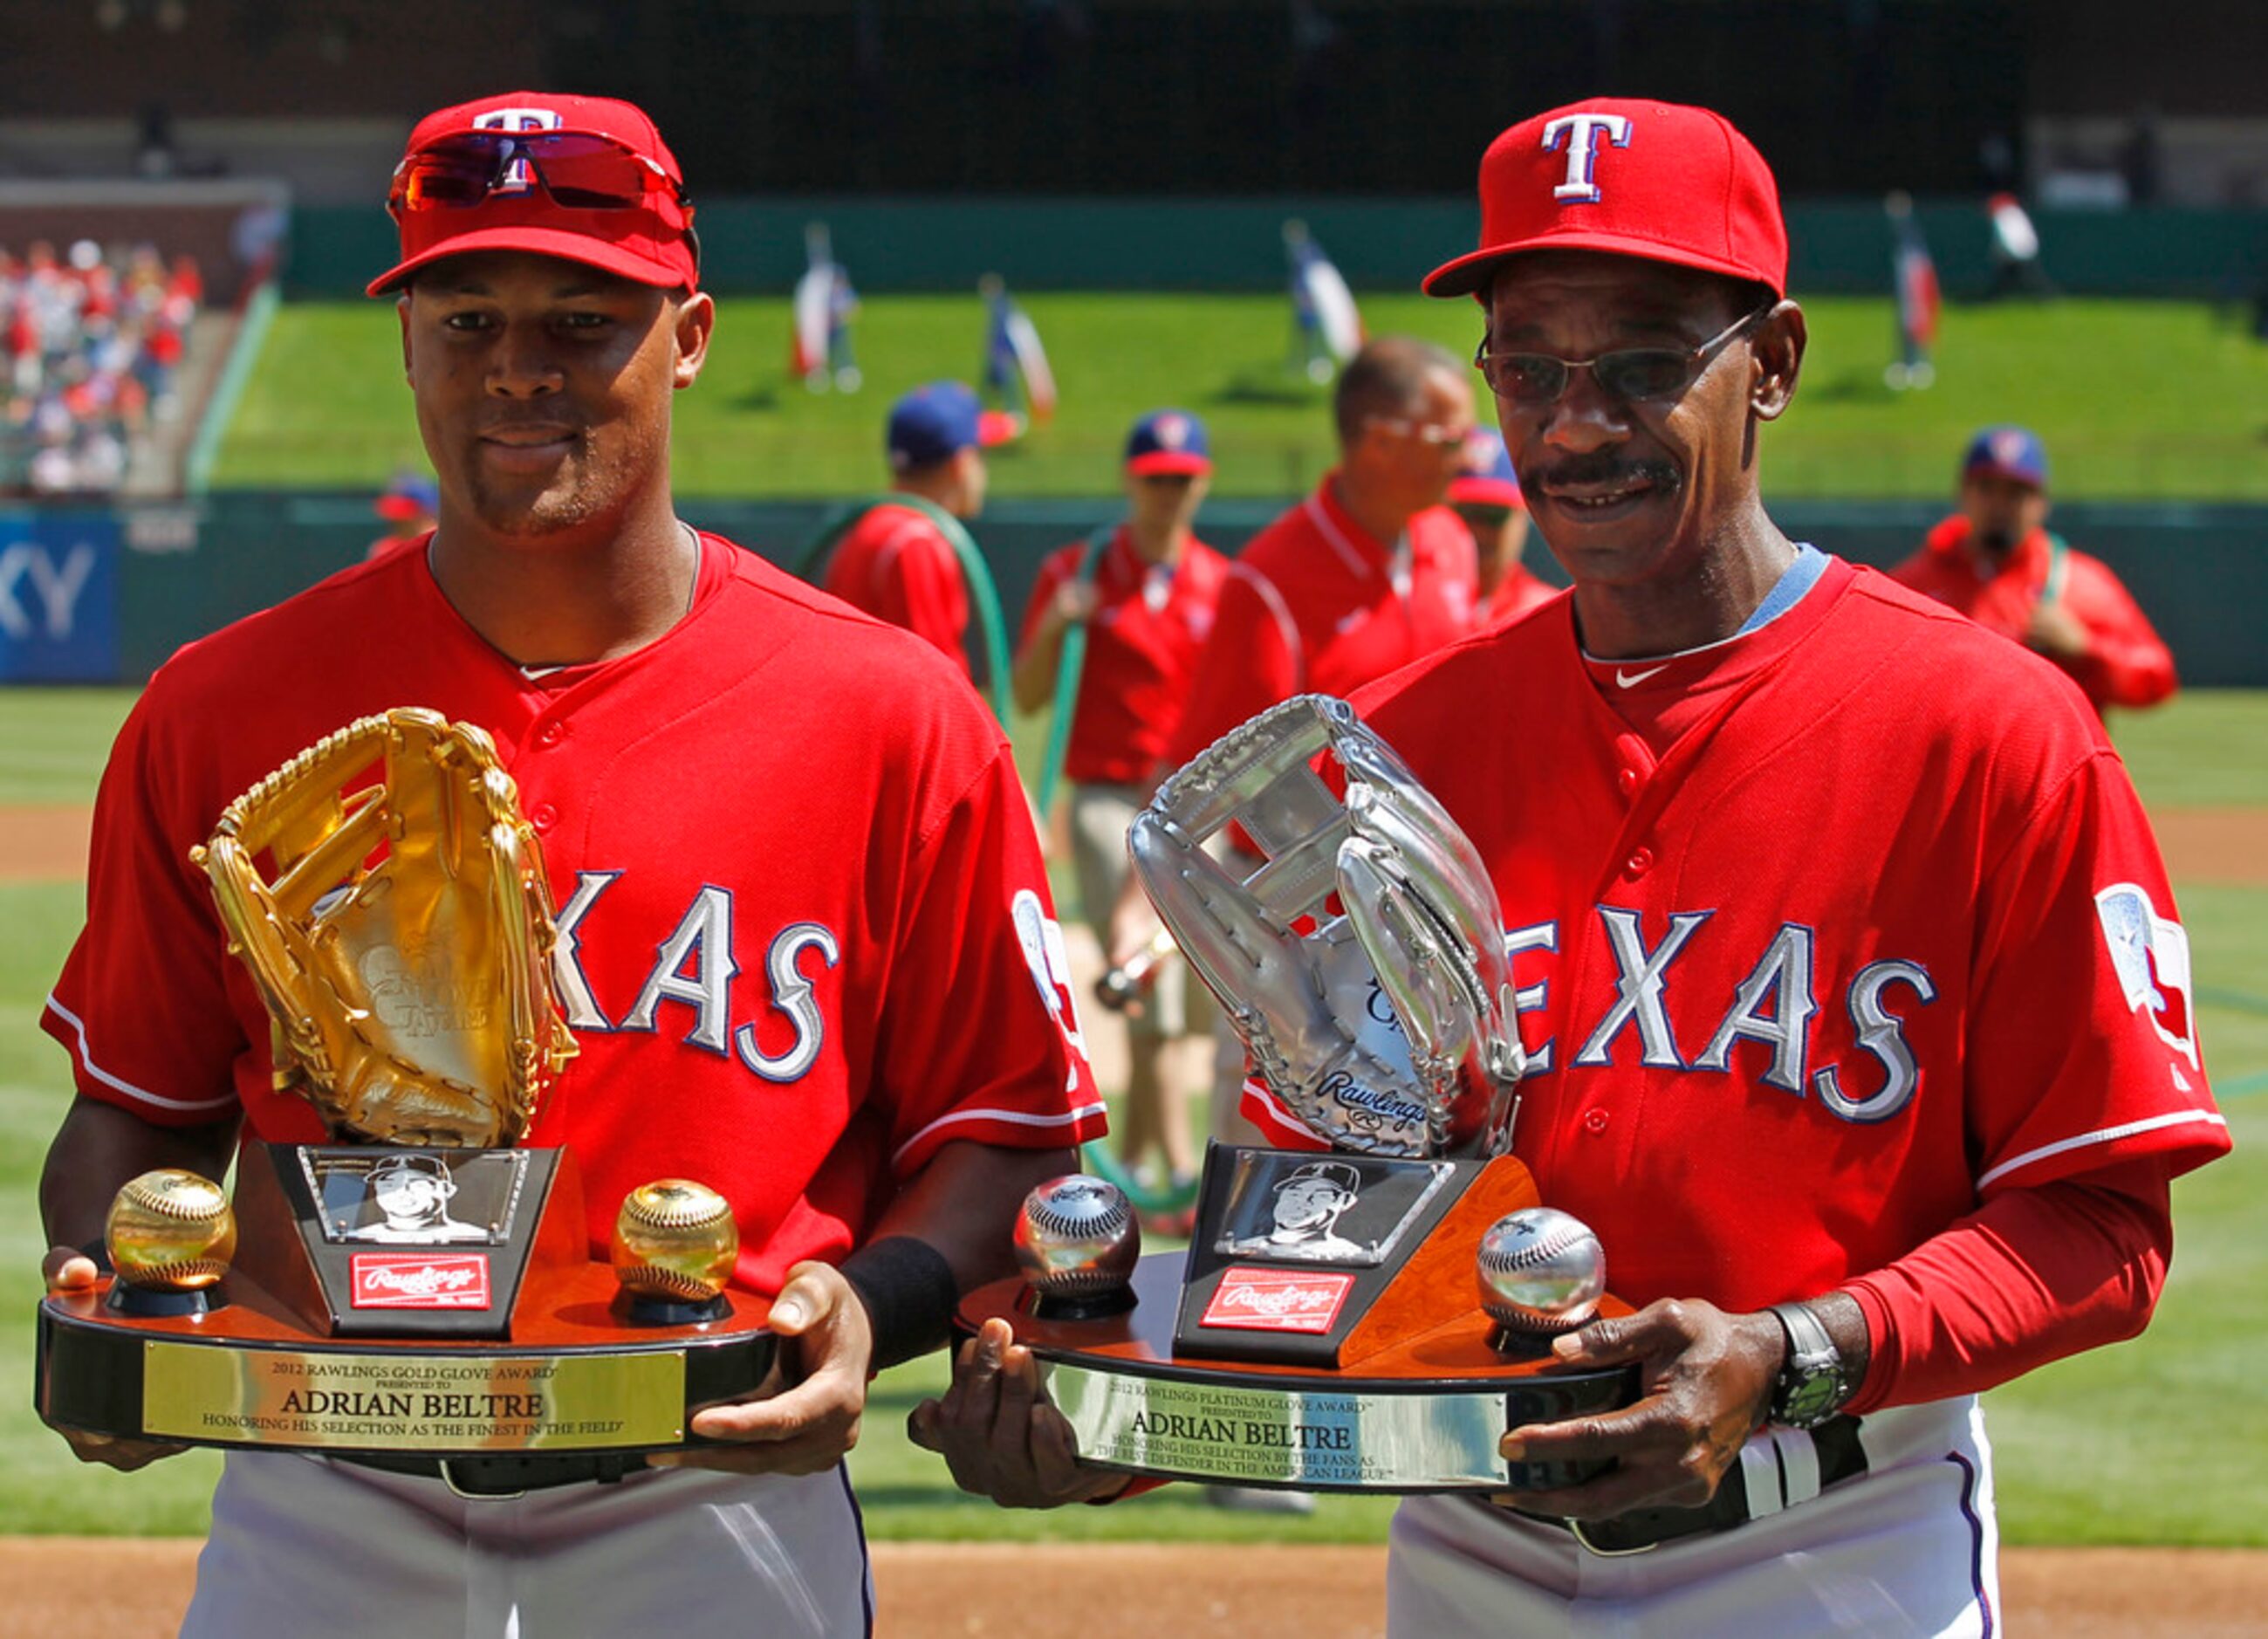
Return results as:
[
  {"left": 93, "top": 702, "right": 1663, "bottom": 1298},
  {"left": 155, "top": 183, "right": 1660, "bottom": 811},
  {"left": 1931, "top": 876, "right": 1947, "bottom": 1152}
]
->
[
  {"left": 1477, "top": 1206, "right": 1606, "bottom": 1352},
  {"left": 1015, "top": 1175, "right": 1141, "bottom": 1318}
]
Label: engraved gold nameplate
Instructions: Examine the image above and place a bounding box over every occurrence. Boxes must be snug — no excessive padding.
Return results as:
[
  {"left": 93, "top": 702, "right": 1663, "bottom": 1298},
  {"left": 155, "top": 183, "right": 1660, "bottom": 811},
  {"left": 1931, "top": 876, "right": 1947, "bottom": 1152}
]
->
[
  {"left": 1048, "top": 1361, "right": 1515, "bottom": 1490},
  {"left": 140, "top": 1342, "right": 688, "bottom": 1451}
]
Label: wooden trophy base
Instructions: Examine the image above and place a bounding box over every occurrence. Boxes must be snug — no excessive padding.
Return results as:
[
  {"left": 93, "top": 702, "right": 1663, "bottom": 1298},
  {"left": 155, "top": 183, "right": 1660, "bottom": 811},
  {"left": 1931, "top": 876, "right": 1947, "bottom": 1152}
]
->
[
  {"left": 37, "top": 1144, "right": 774, "bottom": 1461},
  {"left": 956, "top": 1152, "right": 1636, "bottom": 1493}
]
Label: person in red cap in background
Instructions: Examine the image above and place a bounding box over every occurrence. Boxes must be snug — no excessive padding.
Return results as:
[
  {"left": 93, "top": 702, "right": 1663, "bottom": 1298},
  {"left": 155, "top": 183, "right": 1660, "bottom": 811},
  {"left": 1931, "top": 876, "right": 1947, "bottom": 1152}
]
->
[
  {"left": 822, "top": 380, "right": 1008, "bottom": 676},
  {"left": 1106, "top": 338, "right": 1480, "bottom": 1158},
  {"left": 38, "top": 91, "right": 1101, "bottom": 1636},
  {"left": 1012, "top": 410, "right": 1230, "bottom": 1218},
  {"left": 366, "top": 470, "right": 438, "bottom": 560},
  {"left": 913, "top": 98, "right": 2225, "bottom": 1638},
  {"left": 1890, "top": 425, "right": 2176, "bottom": 716},
  {"left": 1448, "top": 426, "right": 1558, "bottom": 627}
]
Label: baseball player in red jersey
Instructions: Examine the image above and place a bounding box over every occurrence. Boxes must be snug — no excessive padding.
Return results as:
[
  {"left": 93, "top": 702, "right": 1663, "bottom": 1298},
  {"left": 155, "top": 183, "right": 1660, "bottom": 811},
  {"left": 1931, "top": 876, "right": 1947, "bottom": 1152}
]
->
[
  {"left": 915, "top": 99, "right": 2229, "bottom": 1636},
  {"left": 37, "top": 92, "right": 1103, "bottom": 1637},
  {"left": 1889, "top": 425, "right": 2177, "bottom": 716},
  {"left": 1449, "top": 425, "right": 1558, "bottom": 627},
  {"left": 1115, "top": 339, "right": 1481, "bottom": 1160},
  {"left": 1012, "top": 410, "right": 1230, "bottom": 1197},
  {"left": 823, "top": 381, "right": 1002, "bottom": 675},
  {"left": 1162, "top": 336, "right": 1480, "bottom": 769}
]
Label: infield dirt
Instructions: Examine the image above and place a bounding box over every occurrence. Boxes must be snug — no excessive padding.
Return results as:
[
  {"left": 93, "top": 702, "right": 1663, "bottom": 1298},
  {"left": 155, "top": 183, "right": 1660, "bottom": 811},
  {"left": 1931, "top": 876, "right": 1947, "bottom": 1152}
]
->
[{"left": 0, "top": 1539, "right": 2259, "bottom": 1636}]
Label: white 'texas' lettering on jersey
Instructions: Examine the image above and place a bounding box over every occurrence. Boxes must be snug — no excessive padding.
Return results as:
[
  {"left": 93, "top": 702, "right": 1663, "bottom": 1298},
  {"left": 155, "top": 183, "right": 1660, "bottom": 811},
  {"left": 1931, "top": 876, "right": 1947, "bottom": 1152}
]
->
[
  {"left": 552, "top": 871, "right": 841, "bottom": 1085},
  {"left": 1509, "top": 909, "right": 1937, "bottom": 1128},
  {"left": 623, "top": 886, "right": 740, "bottom": 1055},
  {"left": 1575, "top": 908, "right": 1712, "bottom": 1069},
  {"left": 736, "top": 922, "right": 840, "bottom": 1083}
]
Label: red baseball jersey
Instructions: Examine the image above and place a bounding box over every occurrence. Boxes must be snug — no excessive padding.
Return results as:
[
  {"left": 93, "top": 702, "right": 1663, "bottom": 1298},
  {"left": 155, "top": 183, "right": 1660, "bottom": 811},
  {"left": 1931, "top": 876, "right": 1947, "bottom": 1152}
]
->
[
  {"left": 1018, "top": 526, "right": 1230, "bottom": 785},
  {"left": 823, "top": 502, "right": 972, "bottom": 676},
  {"left": 1482, "top": 562, "right": 1561, "bottom": 629},
  {"left": 1250, "top": 557, "right": 2224, "bottom": 1314},
  {"left": 45, "top": 536, "right": 1105, "bottom": 1297},
  {"left": 1889, "top": 518, "right": 2177, "bottom": 714},
  {"left": 1168, "top": 477, "right": 1479, "bottom": 767}
]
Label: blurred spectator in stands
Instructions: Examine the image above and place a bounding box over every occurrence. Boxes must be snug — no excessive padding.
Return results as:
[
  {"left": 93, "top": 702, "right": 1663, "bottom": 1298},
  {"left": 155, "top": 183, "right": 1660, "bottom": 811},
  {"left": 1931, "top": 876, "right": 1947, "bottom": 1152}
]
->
[
  {"left": 369, "top": 472, "right": 440, "bottom": 560},
  {"left": 0, "top": 237, "right": 196, "bottom": 494},
  {"left": 2120, "top": 106, "right": 2163, "bottom": 209},
  {"left": 134, "top": 103, "right": 180, "bottom": 181}
]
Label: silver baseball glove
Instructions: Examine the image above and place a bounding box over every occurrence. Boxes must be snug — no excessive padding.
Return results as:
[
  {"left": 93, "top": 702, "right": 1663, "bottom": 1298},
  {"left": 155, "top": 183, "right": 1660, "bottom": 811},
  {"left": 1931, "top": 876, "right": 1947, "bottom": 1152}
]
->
[{"left": 1128, "top": 695, "right": 1525, "bottom": 1158}]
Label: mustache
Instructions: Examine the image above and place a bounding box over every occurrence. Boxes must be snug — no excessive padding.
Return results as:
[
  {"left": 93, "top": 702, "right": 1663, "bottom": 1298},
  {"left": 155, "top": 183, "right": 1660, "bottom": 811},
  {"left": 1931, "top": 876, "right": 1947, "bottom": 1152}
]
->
[{"left": 1526, "top": 455, "right": 1682, "bottom": 493}]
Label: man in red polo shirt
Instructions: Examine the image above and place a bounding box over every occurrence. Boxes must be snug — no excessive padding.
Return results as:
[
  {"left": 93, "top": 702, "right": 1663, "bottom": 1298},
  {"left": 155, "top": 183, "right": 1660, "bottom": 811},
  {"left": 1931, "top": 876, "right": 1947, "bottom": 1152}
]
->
[
  {"left": 824, "top": 380, "right": 1002, "bottom": 675},
  {"left": 1450, "top": 427, "right": 1559, "bottom": 627},
  {"left": 1119, "top": 338, "right": 1478, "bottom": 1174},
  {"left": 1890, "top": 425, "right": 2176, "bottom": 717},
  {"left": 1014, "top": 410, "right": 1230, "bottom": 1202},
  {"left": 1165, "top": 337, "right": 1481, "bottom": 765}
]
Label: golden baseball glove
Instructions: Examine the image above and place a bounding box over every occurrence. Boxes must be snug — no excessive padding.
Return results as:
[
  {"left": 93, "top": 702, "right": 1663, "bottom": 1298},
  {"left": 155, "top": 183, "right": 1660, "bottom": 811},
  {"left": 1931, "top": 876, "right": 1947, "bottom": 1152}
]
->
[{"left": 192, "top": 708, "right": 577, "bottom": 1147}]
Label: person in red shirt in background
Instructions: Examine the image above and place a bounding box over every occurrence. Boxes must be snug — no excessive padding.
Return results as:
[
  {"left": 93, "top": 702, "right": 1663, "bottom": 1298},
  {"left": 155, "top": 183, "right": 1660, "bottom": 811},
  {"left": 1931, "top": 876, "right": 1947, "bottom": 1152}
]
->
[
  {"left": 1097, "top": 341, "right": 1481, "bottom": 1516},
  {"left": 1014, "top": 410, "right": 1229, "bottom": 1211},
  {"left": 824, "top": 380, "right": 1004, "bottom": 675},
  {"left": 367, "top": 470, "right": 438, "bottom": 561},
  {"left": 1450, "top": 427, "right": 1559, "bottom": 627},
  {"left": 1890, "top": 425, "right": 2175, "bottom": 716},
  {"left": 1117, "top": 336, "right": 1481, "bottom": 1147}
]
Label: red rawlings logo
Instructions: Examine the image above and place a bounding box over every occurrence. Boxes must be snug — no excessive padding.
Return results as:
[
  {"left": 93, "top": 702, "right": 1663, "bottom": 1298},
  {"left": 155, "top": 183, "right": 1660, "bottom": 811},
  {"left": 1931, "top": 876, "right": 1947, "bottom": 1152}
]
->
[
  {"left": 1199, "top": 1266, "right": 1355, "bottom": 1334},
  {"left": 349, "top": 1253, "right": 491, "bottom": 1310}
]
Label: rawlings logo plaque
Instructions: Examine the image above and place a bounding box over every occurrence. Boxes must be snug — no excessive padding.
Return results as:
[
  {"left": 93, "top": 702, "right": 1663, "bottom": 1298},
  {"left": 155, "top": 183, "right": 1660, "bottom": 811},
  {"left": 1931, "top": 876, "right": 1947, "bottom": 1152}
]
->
[
  {"left": 1199, "top": 1267, "right": 1355, "bottom": 1334},
  {"left": 349, "top": 1252, "right": 492, "bottom": 1310}
]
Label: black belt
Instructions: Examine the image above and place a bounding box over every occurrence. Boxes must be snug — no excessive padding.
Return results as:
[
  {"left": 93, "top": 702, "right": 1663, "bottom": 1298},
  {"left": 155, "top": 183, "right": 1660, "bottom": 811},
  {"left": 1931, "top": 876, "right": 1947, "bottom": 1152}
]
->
[
  {"left": 329, "top": 1450, "right": 652, "bottom": 1499},
  {"left": 1511, "top": 1414, "right": 1867, "bottom": 1555}
]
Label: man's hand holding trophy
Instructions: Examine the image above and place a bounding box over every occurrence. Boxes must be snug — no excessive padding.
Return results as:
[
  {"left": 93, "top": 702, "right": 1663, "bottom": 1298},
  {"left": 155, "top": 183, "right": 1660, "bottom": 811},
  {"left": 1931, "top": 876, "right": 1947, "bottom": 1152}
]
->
[{"left": 940, "top": 696, "right": 1635, "bottom": 1495}]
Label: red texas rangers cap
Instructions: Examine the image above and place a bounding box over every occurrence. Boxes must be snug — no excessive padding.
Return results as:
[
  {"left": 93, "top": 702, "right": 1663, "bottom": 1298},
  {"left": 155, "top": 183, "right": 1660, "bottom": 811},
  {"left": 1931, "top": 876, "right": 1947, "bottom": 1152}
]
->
[
  {"left": 1423, "top": 99, "right": 1787, "bottom": 300},
  {"left": 368, "top": 92, "right": 698, "bottom": 297}
]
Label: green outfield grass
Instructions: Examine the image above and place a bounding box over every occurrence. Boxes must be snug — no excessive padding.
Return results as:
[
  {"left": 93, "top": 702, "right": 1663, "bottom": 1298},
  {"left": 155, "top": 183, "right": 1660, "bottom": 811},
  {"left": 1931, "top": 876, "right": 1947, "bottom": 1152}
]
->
[
  {"left": 215, "top": 295, "right": 2268, "bottom": 500},
  {"left": 0, "top": 689, "right": 2259, "bottom": 1541}
]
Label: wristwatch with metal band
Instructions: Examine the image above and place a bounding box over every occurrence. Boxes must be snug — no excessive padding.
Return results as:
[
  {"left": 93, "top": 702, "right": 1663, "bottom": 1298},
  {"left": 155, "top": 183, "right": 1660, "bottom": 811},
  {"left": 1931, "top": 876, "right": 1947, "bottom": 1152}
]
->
[{"left": 1767, "top": 1300, "right": 1853, "bottom": 1430}]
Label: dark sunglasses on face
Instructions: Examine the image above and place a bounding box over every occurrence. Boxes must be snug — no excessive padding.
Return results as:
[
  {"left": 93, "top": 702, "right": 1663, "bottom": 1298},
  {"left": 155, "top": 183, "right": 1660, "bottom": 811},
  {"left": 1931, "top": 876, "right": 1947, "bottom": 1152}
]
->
[
  {"left": 1474, "top": 305, "right": 1773, "bottom": 407},
  {"left": 388, "top": 130, "right": 690, "bottom": 218}
]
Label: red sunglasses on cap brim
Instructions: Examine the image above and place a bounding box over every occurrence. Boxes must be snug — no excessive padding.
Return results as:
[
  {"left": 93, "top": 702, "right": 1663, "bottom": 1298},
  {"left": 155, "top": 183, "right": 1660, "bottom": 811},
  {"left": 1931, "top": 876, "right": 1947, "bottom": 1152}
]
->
[{"left": 387, "top": 129, "right": 691, "bottom": 220}]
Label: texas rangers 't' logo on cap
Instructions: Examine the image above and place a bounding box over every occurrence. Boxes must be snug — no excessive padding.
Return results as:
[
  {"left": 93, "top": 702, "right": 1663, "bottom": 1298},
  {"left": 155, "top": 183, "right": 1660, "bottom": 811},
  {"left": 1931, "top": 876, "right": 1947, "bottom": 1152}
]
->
[
  {"left": 1540, "top": 112, "right": 1632, "bottom": 203},
  {"left": 470, "top": 105, "right": 565, "bottom": 194}
]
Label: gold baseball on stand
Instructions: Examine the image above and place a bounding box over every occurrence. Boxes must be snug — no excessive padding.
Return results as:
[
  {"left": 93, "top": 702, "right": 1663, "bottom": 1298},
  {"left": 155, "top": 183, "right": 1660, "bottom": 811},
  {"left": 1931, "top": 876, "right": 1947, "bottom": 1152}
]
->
[
  {"left": 612, "top": 1179, "right": 738, "bottom": 1302},
  {"left": 105, "top": 1169, "right": 237, "bottom": 1293}
]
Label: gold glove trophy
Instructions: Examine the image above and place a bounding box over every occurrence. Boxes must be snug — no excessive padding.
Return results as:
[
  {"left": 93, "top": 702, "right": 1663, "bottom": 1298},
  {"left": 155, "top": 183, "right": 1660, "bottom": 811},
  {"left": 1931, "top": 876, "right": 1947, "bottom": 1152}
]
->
[
  {"left": 958, "top": 696, "right": 1634, "bottom": 1493},
  {"left": 38, "top": 710, "right": 772, "bottom": 1485}
]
